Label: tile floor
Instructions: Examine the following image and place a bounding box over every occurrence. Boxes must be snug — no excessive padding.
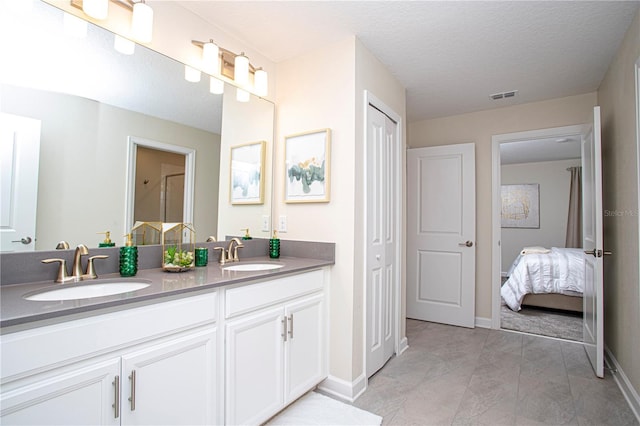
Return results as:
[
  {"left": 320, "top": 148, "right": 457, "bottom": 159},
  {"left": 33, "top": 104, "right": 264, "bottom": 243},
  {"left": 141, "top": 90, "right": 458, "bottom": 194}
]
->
[{"left": 353, "top": 319, "right": 638, "bottom": 425}]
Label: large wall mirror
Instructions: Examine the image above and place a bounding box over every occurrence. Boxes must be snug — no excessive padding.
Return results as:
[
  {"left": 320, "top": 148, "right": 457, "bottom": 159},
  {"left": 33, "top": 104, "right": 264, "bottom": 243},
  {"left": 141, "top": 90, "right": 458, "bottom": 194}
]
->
[{"left": 0, "top": 1, "right": 274, "bottom": 251}]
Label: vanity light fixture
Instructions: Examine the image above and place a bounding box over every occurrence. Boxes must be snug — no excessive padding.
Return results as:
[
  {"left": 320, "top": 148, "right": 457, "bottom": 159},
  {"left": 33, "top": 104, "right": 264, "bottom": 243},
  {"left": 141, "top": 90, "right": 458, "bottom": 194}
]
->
[
  {"left": 191, "top": 40, "right": 269, "bottom": 97},
  {"left": 71, "top": 0, "right": 154, "bottom": 42},
  {"left": 184, "top": 65, "right": 201, "bottom": 83}
]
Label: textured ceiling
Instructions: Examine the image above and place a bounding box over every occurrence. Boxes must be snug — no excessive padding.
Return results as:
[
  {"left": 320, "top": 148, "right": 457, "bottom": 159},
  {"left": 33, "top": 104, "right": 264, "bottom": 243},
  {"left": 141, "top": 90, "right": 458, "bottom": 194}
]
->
[{"left": 176, "top": 1, "right": 639, "bottom": 122}]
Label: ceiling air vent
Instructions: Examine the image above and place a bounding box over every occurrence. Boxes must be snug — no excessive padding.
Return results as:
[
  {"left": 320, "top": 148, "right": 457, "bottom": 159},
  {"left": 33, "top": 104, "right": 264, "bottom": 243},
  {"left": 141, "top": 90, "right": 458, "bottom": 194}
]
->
[{"left": 490, "top": 90, "right": 518, "bottom": 100}]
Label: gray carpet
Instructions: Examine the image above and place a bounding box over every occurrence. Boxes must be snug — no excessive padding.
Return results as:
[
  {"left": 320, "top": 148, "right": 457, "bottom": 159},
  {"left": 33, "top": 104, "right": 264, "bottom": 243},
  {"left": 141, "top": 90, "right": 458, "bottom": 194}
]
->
[{"left": 500, "top": 303, "right": 583, "bottom": 341}]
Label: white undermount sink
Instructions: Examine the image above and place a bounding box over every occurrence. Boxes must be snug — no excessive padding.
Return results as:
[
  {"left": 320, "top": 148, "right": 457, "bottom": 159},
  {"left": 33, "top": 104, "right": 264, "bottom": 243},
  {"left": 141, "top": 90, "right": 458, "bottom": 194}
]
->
[
  {"left": 24, "top": 280, "right": 151, "bottom": 301},
  {"left": 223, "top": 263, "right": 284, "bottom": 272}
]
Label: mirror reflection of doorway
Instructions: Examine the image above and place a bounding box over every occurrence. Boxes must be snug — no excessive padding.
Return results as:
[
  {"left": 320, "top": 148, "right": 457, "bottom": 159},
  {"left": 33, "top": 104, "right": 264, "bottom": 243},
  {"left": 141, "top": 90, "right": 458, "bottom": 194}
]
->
[{"left": 134, "top": 146, "right": 185, "bottom": 223}]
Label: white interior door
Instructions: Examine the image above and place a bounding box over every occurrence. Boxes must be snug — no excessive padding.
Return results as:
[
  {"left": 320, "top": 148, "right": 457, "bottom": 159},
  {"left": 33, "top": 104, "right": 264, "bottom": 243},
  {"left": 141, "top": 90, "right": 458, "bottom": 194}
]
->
[
  {"left": 0, "top": 113, "right": 40, "bottom": 252},
  {"left": 582, "top": 106, "right": 605, "bottom": 378},
  {"left": 365, "top": 103, "right": 398, "bottom": 377},
  {"left": 407, "top": 143, "right": 476, "bottom": 328}
]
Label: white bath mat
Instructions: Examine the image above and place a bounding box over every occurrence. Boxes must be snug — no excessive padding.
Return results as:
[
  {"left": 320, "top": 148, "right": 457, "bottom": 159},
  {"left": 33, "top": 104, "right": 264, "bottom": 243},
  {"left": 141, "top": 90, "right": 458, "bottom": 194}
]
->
[{"left": 266, "top": 391, "right": 382, "bottom": 425}]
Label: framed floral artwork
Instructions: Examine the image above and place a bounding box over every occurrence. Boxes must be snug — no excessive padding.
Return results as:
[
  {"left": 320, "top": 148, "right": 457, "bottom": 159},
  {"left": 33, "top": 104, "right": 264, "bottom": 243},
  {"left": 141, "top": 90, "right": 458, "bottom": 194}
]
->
[
  {"left": 285, "top": 129, "right": 331, "bottom": 203},
  {"left": 230, "top": 141, "right": 265, "bottom": 204}
]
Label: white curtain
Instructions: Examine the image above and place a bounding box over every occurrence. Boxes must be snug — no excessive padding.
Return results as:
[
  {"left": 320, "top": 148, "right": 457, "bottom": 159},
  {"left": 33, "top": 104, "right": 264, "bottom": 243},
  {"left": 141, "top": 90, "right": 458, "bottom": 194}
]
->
[{"left": 565, "top": 166, "right": 582, "bottom": 248}]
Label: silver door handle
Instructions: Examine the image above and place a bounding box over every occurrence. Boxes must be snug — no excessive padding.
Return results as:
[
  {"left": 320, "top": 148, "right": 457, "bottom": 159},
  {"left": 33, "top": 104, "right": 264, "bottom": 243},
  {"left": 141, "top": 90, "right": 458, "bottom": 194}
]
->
[
  {"left": 128, "top": 370, "right": 136, "bottom": 411},
  {"left": 288, "top": 314, "right": 294, "bottom": 339},
  {"left": 458, "top": 241, "right": 473, "bottom": 247},
  {"left": 113, "top": 375, "right": 120, "bottom": 419},
  {"left": 11, "top": 236, "right": 32, "bottom": 244},
  {"left": 584, "top": 249, "right": 613, "bottom": 257}
]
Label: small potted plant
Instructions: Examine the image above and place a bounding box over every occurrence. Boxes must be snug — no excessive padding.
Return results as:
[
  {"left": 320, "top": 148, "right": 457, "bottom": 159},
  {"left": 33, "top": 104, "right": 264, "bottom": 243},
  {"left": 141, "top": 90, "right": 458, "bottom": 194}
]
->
[{"left": 161, "top": 223, "right": 195, "bottom": 272}]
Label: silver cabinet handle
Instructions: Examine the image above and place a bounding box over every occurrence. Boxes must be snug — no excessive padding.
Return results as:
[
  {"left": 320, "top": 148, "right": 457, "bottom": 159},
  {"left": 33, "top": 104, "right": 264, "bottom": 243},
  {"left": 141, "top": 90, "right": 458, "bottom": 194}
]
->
[
  {"left": 128, "top": 370, "right": 136, "bottom": 411},
  {"left": 113, "top": 375, "right": 120, "bottom": 419},
  {"left": 288, "top": 314, "right": 294, "bottom": 339},
  {"left": 281, "top": 317, "right": 287, "bottom": 342},
  {"left": 458, "top": 241, "right": 473, "bottom": 247},
  {"left": 11, "top": 236, "right": 32, "bottom": 244}
]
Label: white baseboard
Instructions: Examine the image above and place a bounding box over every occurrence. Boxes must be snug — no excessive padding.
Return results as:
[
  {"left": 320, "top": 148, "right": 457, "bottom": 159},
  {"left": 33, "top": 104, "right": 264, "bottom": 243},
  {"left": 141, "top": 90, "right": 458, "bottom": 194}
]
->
[
  {"left": 398, "top": 336, "right": 409, "bottom": 355},
  {"left": 317, "top": 373, "right": 367, "bottom": 403},
  {"left": 605, "top": 346, "right": 640, "bottom": 423},
  {"left": 475, "top": 316, "right": 492, "bottom": 329}
]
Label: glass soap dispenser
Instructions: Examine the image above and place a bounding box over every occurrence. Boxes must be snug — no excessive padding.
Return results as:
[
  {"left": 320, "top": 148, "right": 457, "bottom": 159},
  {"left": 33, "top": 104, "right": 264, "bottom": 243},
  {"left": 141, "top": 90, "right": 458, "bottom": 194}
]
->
[
  {"left": 120, "top": 233, "right": 138, "bottom": 277},
  {"left": 269, "top": 230, "right": 280, "bottom": 259},
  {"left": 97, "top": 231, "right": 115, "bottom": 247}
]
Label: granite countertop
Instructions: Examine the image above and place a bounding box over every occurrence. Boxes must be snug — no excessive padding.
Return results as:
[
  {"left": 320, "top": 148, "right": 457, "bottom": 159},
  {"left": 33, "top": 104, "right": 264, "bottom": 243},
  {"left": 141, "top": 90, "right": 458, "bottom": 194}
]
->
[{"left": 1, "top": 256, "right": 333, "bottom": 330}]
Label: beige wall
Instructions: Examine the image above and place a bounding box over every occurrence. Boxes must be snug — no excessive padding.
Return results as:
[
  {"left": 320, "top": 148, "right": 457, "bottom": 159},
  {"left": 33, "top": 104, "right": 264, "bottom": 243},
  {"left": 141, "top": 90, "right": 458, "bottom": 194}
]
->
[
  {"left": 501, "top": 159, "right": 581, "bottom": 271},
  {"left": 275, "top": 37, "right": 358, "bottom": 382},
  {"left": 597, "top": 8, "right": 640, "bottom": 397},
  {"left": 408, "top": 92, "right": 597, "bottom": 320}
]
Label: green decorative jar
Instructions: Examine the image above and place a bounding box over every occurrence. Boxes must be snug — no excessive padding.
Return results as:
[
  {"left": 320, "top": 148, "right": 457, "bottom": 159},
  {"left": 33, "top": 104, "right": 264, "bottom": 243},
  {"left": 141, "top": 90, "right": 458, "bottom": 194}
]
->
[
  {"left": 119, "top": 234, "right": 138, "bottom": 277},
  {"left": 269, "top": 230, "right": 280, "bottom": 259}
]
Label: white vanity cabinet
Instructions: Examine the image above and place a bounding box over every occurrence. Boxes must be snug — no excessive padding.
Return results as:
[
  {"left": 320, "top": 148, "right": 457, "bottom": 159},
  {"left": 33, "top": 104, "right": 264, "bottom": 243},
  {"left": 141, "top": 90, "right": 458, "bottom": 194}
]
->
[
  {"left": 224, "top": 269, "right": 326, "bottom": 425},
  {"left": 0, "top": 292, "right": 220, "bottom": 426}
]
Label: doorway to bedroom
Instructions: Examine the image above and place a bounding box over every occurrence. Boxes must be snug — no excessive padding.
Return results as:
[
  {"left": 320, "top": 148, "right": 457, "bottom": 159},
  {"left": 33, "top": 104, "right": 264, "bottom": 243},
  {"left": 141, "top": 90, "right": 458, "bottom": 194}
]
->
[{"left": 492, "top": 125, "right": 585, "bottom": 341}]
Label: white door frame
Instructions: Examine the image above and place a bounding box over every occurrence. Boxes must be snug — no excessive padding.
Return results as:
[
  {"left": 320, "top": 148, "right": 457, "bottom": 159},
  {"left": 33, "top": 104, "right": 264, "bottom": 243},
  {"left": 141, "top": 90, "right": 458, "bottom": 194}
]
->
[
  {"left": 636, "top": 56, "right": 640, "bottom": 315},
  {"left": 125, "top": 136, "right": 195, "bottom": 234},
  {"left": 491, "top": 124, "right": 588, "bottom": 329},
  {"left": 362, "top": 90, "right": 404, "bottom": 377}
]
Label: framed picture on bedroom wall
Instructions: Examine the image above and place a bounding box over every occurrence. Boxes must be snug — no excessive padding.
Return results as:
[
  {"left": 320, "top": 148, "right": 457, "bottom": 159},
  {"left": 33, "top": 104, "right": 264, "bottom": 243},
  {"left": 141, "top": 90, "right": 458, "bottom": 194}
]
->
[{"left": 501, "top": 183, "right": 540, "bottom": 228}]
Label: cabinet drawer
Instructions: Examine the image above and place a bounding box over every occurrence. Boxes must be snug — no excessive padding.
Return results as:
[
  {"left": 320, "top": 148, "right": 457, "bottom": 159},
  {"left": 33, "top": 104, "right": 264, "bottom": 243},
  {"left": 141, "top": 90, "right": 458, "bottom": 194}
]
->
[
  {"left": 1, "top": 292, "right": 218, "bottom": 381},
  {"left": 225, "top": 270, "right": 323, "bottom": 318}
]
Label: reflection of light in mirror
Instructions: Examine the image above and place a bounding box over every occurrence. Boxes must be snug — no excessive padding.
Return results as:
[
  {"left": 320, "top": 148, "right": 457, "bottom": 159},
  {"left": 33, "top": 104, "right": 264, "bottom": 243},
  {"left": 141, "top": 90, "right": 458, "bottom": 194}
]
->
[
  {"left": 131, "top": 1, "right": 153, "bottom": 43},
  {"left": 114, "top": 34, "right": 135, "bottom": 55},
  {"left": 236, "top": 88, "right": 250, "bottom": 102},
  {"left": 63, "top": 12, "right": 87, "bottom": 38},
  {"left": 210, "top": 77, "right": 224, "bottom": 95},
  {"left": 184, "top": 65, "right": 201, "bottom": 83}
]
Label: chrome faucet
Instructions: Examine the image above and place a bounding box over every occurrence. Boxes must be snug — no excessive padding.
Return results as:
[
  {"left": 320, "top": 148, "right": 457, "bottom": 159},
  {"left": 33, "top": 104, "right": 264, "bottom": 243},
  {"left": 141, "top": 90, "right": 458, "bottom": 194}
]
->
[
  {"left": 42, "top": 244, "right": 108, "bottom": 283},
  {"left": 227, "top": 238, "right": 244, "bottom": 262}
]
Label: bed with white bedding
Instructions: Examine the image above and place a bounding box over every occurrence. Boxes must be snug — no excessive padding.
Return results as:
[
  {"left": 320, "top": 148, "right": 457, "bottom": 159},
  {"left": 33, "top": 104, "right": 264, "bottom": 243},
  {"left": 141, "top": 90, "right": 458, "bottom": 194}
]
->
[{"left": 501, "top": 247, "right": 584, "bottom": 312}]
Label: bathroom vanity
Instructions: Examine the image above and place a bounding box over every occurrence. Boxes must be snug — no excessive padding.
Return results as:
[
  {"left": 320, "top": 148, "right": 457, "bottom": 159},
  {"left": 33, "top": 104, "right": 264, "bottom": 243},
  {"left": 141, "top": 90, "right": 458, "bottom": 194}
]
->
[{"left": 0, "top": 250, "right": 333, "bottom": 425}]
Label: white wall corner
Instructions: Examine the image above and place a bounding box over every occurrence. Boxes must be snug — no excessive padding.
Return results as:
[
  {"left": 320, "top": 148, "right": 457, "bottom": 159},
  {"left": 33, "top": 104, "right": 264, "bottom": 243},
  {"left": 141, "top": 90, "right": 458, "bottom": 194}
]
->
[
  {"left": 317, "top": 373, "right": 367, "bottom": 403},
  {"left": 475, "top": 317, "right": 493, "bottom": 329},
  {"left": 605, "top": 346, "right": 640, "bottom": 423}
]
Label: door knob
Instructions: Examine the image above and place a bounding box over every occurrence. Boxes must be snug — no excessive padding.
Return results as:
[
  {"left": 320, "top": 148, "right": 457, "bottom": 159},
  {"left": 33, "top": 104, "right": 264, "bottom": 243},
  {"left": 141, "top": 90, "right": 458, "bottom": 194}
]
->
[
  {"left": 458, "top": 241, "right": 473, "bottom": 247},
  {"left": 12, "top": 236, "right": 32, "bottom": 245}
]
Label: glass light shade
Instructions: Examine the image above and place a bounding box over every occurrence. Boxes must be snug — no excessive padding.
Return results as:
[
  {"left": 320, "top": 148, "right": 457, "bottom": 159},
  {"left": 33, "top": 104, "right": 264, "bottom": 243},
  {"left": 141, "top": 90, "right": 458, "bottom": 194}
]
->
[
  {"left": 131, "top": 2, "right": 153, "bottom": 43},
  {"left": 236, "top": 88, "right": 250, "bottom": 103},
  {"left": 202, "top": 42, "right": 219, "bottom": 75},
  {"left": 63, "top": 12, "right": 87, "bottom": 38},
  {"left": 184, "top": 65, "right": 201, "bottom": 83},
  {"left": 83, "top": 0, "right": 108, "bottom": 20},
  {"left": 254, "top": 68, "right": 268, "bottom": 97},
  {"left": 114, "top": 35, "right": 135, "bottom": 55},
  {"left": 210, "top": 77, "right": 224, "bottom": 95},
  {"left": 234, "top": 53, "right": 249, "bottom": 86}
]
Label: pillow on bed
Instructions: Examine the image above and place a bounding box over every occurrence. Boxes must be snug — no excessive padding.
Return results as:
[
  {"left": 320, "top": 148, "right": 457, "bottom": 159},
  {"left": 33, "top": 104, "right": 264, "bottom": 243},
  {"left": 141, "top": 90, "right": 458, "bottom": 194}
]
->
[{"left": 520, "top": 246, "right": 551, "bottom": 255}]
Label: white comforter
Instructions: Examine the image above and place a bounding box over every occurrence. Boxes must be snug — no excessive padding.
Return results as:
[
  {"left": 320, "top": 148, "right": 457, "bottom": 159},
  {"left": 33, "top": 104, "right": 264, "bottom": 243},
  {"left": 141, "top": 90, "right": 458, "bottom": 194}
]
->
[{"left": 501, "top": 247, "right": 584, "bottom": 311}]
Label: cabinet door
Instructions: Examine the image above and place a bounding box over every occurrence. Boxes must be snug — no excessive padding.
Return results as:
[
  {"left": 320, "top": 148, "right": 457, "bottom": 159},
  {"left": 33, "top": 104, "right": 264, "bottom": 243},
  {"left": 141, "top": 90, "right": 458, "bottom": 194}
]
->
[
  {"left": 120, "top": 327, "right": 218, "bottom": 426},
  {"left": 0, "top": 358, "right": 120, "bottom": 426},
  {"left": 225, "top": 306, "right": 284, "bottom": 426},
  {"left": 284, "top": 294, "right": 325, "bottom": 403}
]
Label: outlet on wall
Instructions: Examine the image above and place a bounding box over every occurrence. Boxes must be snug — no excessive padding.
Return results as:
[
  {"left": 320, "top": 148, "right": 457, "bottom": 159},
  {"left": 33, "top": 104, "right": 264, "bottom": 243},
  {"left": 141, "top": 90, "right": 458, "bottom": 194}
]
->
[
  {"left": 278, "top": 215, "right": 287, "bottom": 233},
  {"left": 261, "top": 215, "right": 270, "bottom": 232}
]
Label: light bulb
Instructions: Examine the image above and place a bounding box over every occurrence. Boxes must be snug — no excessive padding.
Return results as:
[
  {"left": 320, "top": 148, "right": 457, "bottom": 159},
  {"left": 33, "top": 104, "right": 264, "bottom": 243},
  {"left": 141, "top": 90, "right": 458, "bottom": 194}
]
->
[
  {"left": 254, "top": 68, "right": 268, "bottom": 97},
  {"left": 82, "top": 0, "right": 108, "bottom": 20},
  {"left": 234, "top": 53, "right": 249, "bottom": 86},
  {"left": 202, "top": 41, "right": 219, "bottom": 75},
  {"left": 131, "top": 2, "right": 153, "bottom": 43}
]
